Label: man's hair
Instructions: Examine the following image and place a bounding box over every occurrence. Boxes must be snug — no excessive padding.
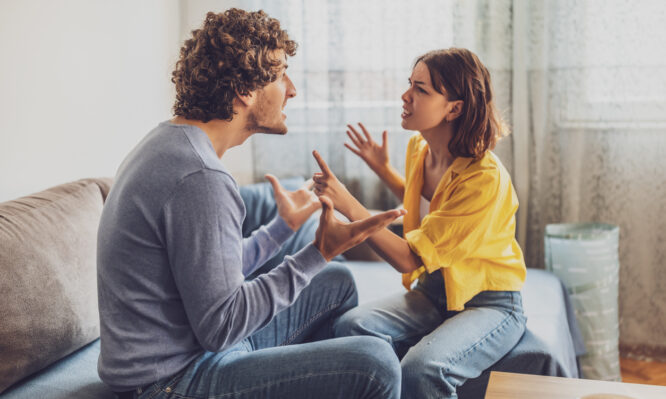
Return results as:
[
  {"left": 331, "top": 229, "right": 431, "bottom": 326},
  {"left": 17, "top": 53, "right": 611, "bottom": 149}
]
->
[
  {"left": 171, "top": 9, "right": 297, "bottom": 122},
  {"left": 415, "top": 48, "right": 509, "bottom": 159}
]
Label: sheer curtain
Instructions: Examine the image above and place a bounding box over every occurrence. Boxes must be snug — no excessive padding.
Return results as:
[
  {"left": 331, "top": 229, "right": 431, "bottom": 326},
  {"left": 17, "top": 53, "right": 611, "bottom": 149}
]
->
[{"left": 243, "top": 0, "right": 666, "bottom": 360}]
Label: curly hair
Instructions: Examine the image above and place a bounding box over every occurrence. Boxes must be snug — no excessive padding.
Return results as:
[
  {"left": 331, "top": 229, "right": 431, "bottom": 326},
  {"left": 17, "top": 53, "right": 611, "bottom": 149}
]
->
[
  {"left": 171, "top": 9, "right": 297, "bottom": 122},
  {"left": 415, "top": 48, "right": 509, "bottom": 159}
]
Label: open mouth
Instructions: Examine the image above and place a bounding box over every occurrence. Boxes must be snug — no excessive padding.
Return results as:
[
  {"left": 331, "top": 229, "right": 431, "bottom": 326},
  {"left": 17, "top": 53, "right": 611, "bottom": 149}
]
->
[{"left": 401, "top": 108, "right": 412, "bottom": 118}]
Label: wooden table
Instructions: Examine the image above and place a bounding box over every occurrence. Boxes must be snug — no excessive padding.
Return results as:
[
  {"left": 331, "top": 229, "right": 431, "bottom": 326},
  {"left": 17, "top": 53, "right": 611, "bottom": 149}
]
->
[{"left": 485, "top": 371, "right": 666, "bottom": 399}]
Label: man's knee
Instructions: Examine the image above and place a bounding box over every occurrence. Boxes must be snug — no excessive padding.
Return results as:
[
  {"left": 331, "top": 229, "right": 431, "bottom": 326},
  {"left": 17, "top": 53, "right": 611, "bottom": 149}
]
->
[
  {"left": 317, "top": 262, "right": 357, "bottom": 305},
  {"left": 345, "top": 337, "right": 401, "bottom": 397}
]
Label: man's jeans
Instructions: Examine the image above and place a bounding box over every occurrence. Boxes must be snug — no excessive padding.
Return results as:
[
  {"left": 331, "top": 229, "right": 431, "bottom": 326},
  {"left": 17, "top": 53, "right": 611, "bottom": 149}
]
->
[
  {"left": 334, "top": 270, "right": 527, "bottom": 399},
  {"left": 132, "top": 180, "right": 401, "bottom": 398},
  {"left": 135, "top": 263, "right": 400, "bottom": 399}
]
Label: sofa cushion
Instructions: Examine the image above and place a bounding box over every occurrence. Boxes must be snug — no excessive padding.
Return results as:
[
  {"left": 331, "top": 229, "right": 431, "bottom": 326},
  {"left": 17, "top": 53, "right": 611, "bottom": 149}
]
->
[{"left": 0, "top": 178, "right": 112, "bottom": 394}]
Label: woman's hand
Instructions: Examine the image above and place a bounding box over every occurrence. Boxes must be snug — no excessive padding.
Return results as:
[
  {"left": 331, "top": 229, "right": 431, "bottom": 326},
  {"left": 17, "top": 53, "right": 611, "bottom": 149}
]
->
[
  {"left": 311, "top": 150, "right": 357, "bottom": 218},
  {"left": 265, "top": 174, "right": 321, "bottom": 231},
  {"left": 345, "top": 123, "right": 389, "bottom": 174}
]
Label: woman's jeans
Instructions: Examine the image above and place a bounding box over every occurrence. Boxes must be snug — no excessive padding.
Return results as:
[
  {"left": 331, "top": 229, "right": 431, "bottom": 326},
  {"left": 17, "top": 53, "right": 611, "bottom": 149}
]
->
[{"left": 334, "top": 270, "right": 527, "bottom": 399}]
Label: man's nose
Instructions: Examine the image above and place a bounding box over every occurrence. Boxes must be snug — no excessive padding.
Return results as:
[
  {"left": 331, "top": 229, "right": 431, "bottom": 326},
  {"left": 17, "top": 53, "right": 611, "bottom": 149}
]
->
[{"left": 285, "top": 74, "right": 297, "bottom": 99}]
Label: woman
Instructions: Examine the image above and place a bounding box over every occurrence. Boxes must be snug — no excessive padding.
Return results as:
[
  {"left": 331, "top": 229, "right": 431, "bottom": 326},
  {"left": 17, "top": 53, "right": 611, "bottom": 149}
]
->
[{"left": 311, "top": 48, "right": 527, "bottom": 398}]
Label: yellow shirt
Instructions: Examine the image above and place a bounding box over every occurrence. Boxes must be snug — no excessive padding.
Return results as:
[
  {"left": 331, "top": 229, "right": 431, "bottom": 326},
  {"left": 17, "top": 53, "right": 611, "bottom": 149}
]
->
[{"left": 402, "top": 133, "right": 526, "bottom": 311}]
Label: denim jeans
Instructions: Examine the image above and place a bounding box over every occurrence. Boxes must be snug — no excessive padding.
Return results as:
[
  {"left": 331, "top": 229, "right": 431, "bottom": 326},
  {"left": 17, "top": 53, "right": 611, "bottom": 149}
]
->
[
  {"left": 334, "top": 270, "right": 526, "bottom": 399},
  {"left": 133, "top": 263, "right": 400, "bottom": 399}
]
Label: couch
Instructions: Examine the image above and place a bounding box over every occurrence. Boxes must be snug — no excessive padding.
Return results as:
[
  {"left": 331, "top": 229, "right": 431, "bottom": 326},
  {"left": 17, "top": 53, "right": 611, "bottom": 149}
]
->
[{"left": 0, "top": 178, "right": 585, "bottom": 399}]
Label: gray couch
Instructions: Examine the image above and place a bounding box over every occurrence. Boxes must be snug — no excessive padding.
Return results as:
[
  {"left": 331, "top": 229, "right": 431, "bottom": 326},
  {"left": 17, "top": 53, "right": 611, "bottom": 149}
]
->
[{"left": 0, "top": 178, "right": 584, "bottom": 399}]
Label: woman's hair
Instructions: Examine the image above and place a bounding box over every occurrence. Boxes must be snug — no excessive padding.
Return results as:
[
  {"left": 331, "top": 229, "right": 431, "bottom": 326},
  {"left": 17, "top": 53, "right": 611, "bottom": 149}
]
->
[
  {"left": 171, "top": 9, "right": 297, "bottom": 122},
  {"left": 415, "top": 48, "right": 509, "bottom": 159}
]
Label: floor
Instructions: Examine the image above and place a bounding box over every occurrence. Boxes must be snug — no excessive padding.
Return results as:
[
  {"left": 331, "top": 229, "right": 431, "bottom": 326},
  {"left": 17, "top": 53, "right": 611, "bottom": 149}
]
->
[{"left": 621, "top": 357, "right": 666, "bottom": 386}]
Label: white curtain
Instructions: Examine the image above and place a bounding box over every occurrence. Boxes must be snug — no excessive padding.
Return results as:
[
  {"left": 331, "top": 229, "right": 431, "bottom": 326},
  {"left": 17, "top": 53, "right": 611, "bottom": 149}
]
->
[{"left": 244, "top": 0, "right": 666, "bottom": 360}]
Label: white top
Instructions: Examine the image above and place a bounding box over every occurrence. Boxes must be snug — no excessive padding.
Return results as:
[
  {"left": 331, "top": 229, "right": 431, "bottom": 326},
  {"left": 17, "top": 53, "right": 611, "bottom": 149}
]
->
[{"left": 419, "top": 195, "right": 430, "bottom": 222}]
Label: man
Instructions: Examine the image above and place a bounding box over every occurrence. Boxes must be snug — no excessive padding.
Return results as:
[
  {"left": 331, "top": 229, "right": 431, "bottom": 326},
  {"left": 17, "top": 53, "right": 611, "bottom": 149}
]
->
[{"left": 97, "top": 8, "right": 404, "bottom": 399}]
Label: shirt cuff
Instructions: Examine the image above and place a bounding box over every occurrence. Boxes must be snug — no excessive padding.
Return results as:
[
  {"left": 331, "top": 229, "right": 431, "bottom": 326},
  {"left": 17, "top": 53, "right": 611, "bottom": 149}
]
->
[
  {"left": 290, "top": 243, "right": 328, "bottom": 278},
  {"left": 405, "top": 229, "right": 457, "bottom": 273},
  {"left": 265, "top": 214, "right": 295, "bottom": 247}
]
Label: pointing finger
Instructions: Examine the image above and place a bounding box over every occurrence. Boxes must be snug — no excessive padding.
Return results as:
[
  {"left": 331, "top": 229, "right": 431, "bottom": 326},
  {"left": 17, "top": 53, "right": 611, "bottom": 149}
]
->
[{"left": 312, "top": 150, "right": 333, "bottom": 176}]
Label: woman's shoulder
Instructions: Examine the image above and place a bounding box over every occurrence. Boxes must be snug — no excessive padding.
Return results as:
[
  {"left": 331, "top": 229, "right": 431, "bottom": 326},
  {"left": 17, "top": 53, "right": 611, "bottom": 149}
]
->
[
  {"left": 407, "top": 132, "right": 426, "bottom": 151},
  {"left": 457, "top": 151, "right": 514, "bottom": 190}
]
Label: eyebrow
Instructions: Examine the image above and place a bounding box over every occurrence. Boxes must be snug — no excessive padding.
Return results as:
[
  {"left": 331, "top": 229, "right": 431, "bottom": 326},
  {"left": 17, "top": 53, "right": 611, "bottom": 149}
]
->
[{"left": 408, "top": 78, "right": 427, "bottom": 87}]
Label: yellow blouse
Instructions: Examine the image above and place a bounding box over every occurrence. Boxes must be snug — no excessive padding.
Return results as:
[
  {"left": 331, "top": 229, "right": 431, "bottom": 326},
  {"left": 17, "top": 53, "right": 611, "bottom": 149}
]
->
[{"left": 402, "top": 133, "right": 526, "bottom": 311}]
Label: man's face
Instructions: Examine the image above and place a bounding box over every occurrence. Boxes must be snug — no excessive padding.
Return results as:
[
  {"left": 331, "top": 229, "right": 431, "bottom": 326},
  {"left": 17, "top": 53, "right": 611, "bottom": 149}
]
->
[{"left": 247, "top": 51, "right": 297, "bottom": 135}]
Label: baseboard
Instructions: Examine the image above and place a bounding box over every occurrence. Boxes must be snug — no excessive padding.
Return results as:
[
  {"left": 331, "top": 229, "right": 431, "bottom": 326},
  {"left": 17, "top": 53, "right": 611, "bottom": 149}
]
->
[{"left": 620, "top": 343, "right": 666, "bottom": 362}]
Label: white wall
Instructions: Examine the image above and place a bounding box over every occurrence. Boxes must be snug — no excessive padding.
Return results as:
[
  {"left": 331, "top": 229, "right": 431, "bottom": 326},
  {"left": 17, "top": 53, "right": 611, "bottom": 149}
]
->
[{"left": 0, "top": 0, "right": 181, "bottom": 201}]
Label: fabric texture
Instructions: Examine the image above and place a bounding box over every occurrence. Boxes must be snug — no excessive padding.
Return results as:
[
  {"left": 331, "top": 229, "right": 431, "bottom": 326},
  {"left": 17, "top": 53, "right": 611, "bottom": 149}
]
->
[
  {"left": 132, "top": 264, "right": 401, "bottom": 399},
  {"left": 0, "top": 178, "right": 112, "bottom": 394},
  {"left": 401, "top": 133, "right": 526, "bottom": 310},
  {"left": 96, "top": 121, "right": 327, "bottom": 391},
  {"left": 334, "top": 275, "right": 527, "bottom": 399}
]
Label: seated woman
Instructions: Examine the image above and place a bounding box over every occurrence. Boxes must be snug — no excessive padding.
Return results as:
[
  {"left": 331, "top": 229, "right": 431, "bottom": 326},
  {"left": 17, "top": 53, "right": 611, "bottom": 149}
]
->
[{"left": 312, "top": 47, "right": 527, "bottom": 399}]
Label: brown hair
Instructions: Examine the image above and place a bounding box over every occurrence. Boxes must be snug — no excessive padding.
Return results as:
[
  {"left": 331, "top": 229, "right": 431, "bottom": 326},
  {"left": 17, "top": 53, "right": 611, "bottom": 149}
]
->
[
  {"left": 415, "top": 48, "right": 509, "bottom": 159},
  {"left": 171, "top": 9, "right": 297, "bottom": 122}
]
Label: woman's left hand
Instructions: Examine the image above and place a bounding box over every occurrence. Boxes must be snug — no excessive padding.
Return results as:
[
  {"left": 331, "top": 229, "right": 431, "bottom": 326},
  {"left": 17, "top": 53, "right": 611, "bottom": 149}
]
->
[{"left": 312, "top": 150, "right": 356, "bottom": 218}]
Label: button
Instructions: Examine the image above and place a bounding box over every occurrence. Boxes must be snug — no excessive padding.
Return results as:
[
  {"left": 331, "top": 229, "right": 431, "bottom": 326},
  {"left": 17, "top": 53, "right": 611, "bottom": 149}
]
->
[{"left": 165, "top": 387, "right": 172, "bottom": 393}]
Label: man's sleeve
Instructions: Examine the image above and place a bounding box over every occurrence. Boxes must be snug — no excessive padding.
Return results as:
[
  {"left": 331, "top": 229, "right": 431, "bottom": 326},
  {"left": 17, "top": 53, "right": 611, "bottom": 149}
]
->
[
  {"left": 241, "top": 215, "right": 293, "bottom": 277},
  {"left": 162, "top": 170, "right": 327, "bottom": 352}
]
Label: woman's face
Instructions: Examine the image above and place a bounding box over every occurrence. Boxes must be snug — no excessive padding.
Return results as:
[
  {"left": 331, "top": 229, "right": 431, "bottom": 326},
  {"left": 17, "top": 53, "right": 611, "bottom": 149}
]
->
[{"left": 401, "top": 61, "right": 456, "bottom": 132}]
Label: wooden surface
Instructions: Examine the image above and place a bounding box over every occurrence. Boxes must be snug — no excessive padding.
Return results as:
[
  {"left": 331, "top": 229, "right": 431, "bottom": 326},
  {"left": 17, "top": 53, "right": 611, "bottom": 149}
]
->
[
  {"left": 485, "top": 371, "right": 666, "bottom": 399},
  {"left": 621, "top": 357, "right": 666, "bottom": 386}
]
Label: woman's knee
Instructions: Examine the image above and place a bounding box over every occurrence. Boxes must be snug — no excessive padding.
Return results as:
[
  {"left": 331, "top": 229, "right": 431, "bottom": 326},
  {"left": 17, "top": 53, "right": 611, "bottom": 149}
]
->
[
  {"left": 401, "top": 347, "right": 457, "bottom": 398},
  {"left": 332, "top": 306, "right": 372, "bottom": 337}
]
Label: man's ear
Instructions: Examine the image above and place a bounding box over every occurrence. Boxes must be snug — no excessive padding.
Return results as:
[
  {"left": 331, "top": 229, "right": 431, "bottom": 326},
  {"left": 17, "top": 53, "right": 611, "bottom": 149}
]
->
[
  {"left": 235, "top": 90, "right": 256, "bottom": 108},
  {"left": 447, "top": 100, "right": 464, "bottom": 122}
]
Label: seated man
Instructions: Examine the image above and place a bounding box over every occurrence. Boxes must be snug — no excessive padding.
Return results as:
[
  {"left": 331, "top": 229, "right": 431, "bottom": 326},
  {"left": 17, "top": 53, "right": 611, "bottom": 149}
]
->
[{"left": 96, "top": 8, "right": 404, "bottom": 399}]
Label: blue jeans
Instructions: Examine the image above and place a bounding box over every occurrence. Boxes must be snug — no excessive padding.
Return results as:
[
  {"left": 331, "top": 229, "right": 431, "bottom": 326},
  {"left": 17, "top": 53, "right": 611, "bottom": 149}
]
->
[
  {"left": 134, "top": 263, "right": 400, "bottom": 399},
  {"left": 334, "top": 270, "right": 526, "bottom": 399}
]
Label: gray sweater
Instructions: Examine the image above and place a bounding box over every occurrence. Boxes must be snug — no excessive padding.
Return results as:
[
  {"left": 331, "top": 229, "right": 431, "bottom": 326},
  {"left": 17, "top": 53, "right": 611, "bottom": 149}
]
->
[{"left": 97, "top": 121, "right": 326, "bottom": 391}]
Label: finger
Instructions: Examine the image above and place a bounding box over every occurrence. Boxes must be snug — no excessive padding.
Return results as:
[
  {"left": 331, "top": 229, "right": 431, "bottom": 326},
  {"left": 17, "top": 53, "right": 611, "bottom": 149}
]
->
[
  {"left": 302, "top": 178, "right": 314, "bottom": 190},
  {"left": 358, "top": 122, "right": 371, "bottom": 141},
  {"left": 319, "top": 195, "right": 334, "bottom": 220},
  {"left": 353, "top": 209, "right": 406, "bottom": 236},
  {"left": 348, "top": 126, "right": 365, "bottom": 145},
  {"left": 381, "top": 130, "right": 388, "bottom": 149},
  {"left": 312, "top": 150, "right": 333, "bottom": 176},
  {"left": 344, "top": 143, "right": 362, "bottom": 157},
  {"left": 346, "top": 130, "right": 362, "bottom": 148},
  {"left": 264, "top": 174, "right": 282, "bottom": 195}
]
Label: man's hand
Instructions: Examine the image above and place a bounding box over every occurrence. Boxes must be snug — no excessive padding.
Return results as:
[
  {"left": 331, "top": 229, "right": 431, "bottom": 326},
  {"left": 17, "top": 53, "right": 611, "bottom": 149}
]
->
[
  {"left": 312, "top": 150, "right": 357, "bottom": 218},
  {"left": 313, "top": 195, "right": 406, "bottom": 261},
  {"left": 266, "top": 174, "right": 321, "bottom": 231}
]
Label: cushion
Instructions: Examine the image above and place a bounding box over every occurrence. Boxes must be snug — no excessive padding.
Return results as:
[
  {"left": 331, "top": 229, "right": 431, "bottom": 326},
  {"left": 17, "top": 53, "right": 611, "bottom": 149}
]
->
[{"left": 0, "top": 178, "right": 111, "bottom": 393}]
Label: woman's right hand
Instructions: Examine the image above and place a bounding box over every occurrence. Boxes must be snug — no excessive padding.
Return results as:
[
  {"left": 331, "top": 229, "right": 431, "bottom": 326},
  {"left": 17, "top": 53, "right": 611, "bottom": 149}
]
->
[{"left": 345, "top": 123, "right": 389, "bottom": 174}]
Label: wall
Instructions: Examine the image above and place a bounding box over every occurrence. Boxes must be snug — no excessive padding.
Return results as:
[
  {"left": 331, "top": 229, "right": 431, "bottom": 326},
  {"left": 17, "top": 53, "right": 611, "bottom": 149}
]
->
[{"left": 0, "top": 0, "right": 180, "bottom": 201}]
